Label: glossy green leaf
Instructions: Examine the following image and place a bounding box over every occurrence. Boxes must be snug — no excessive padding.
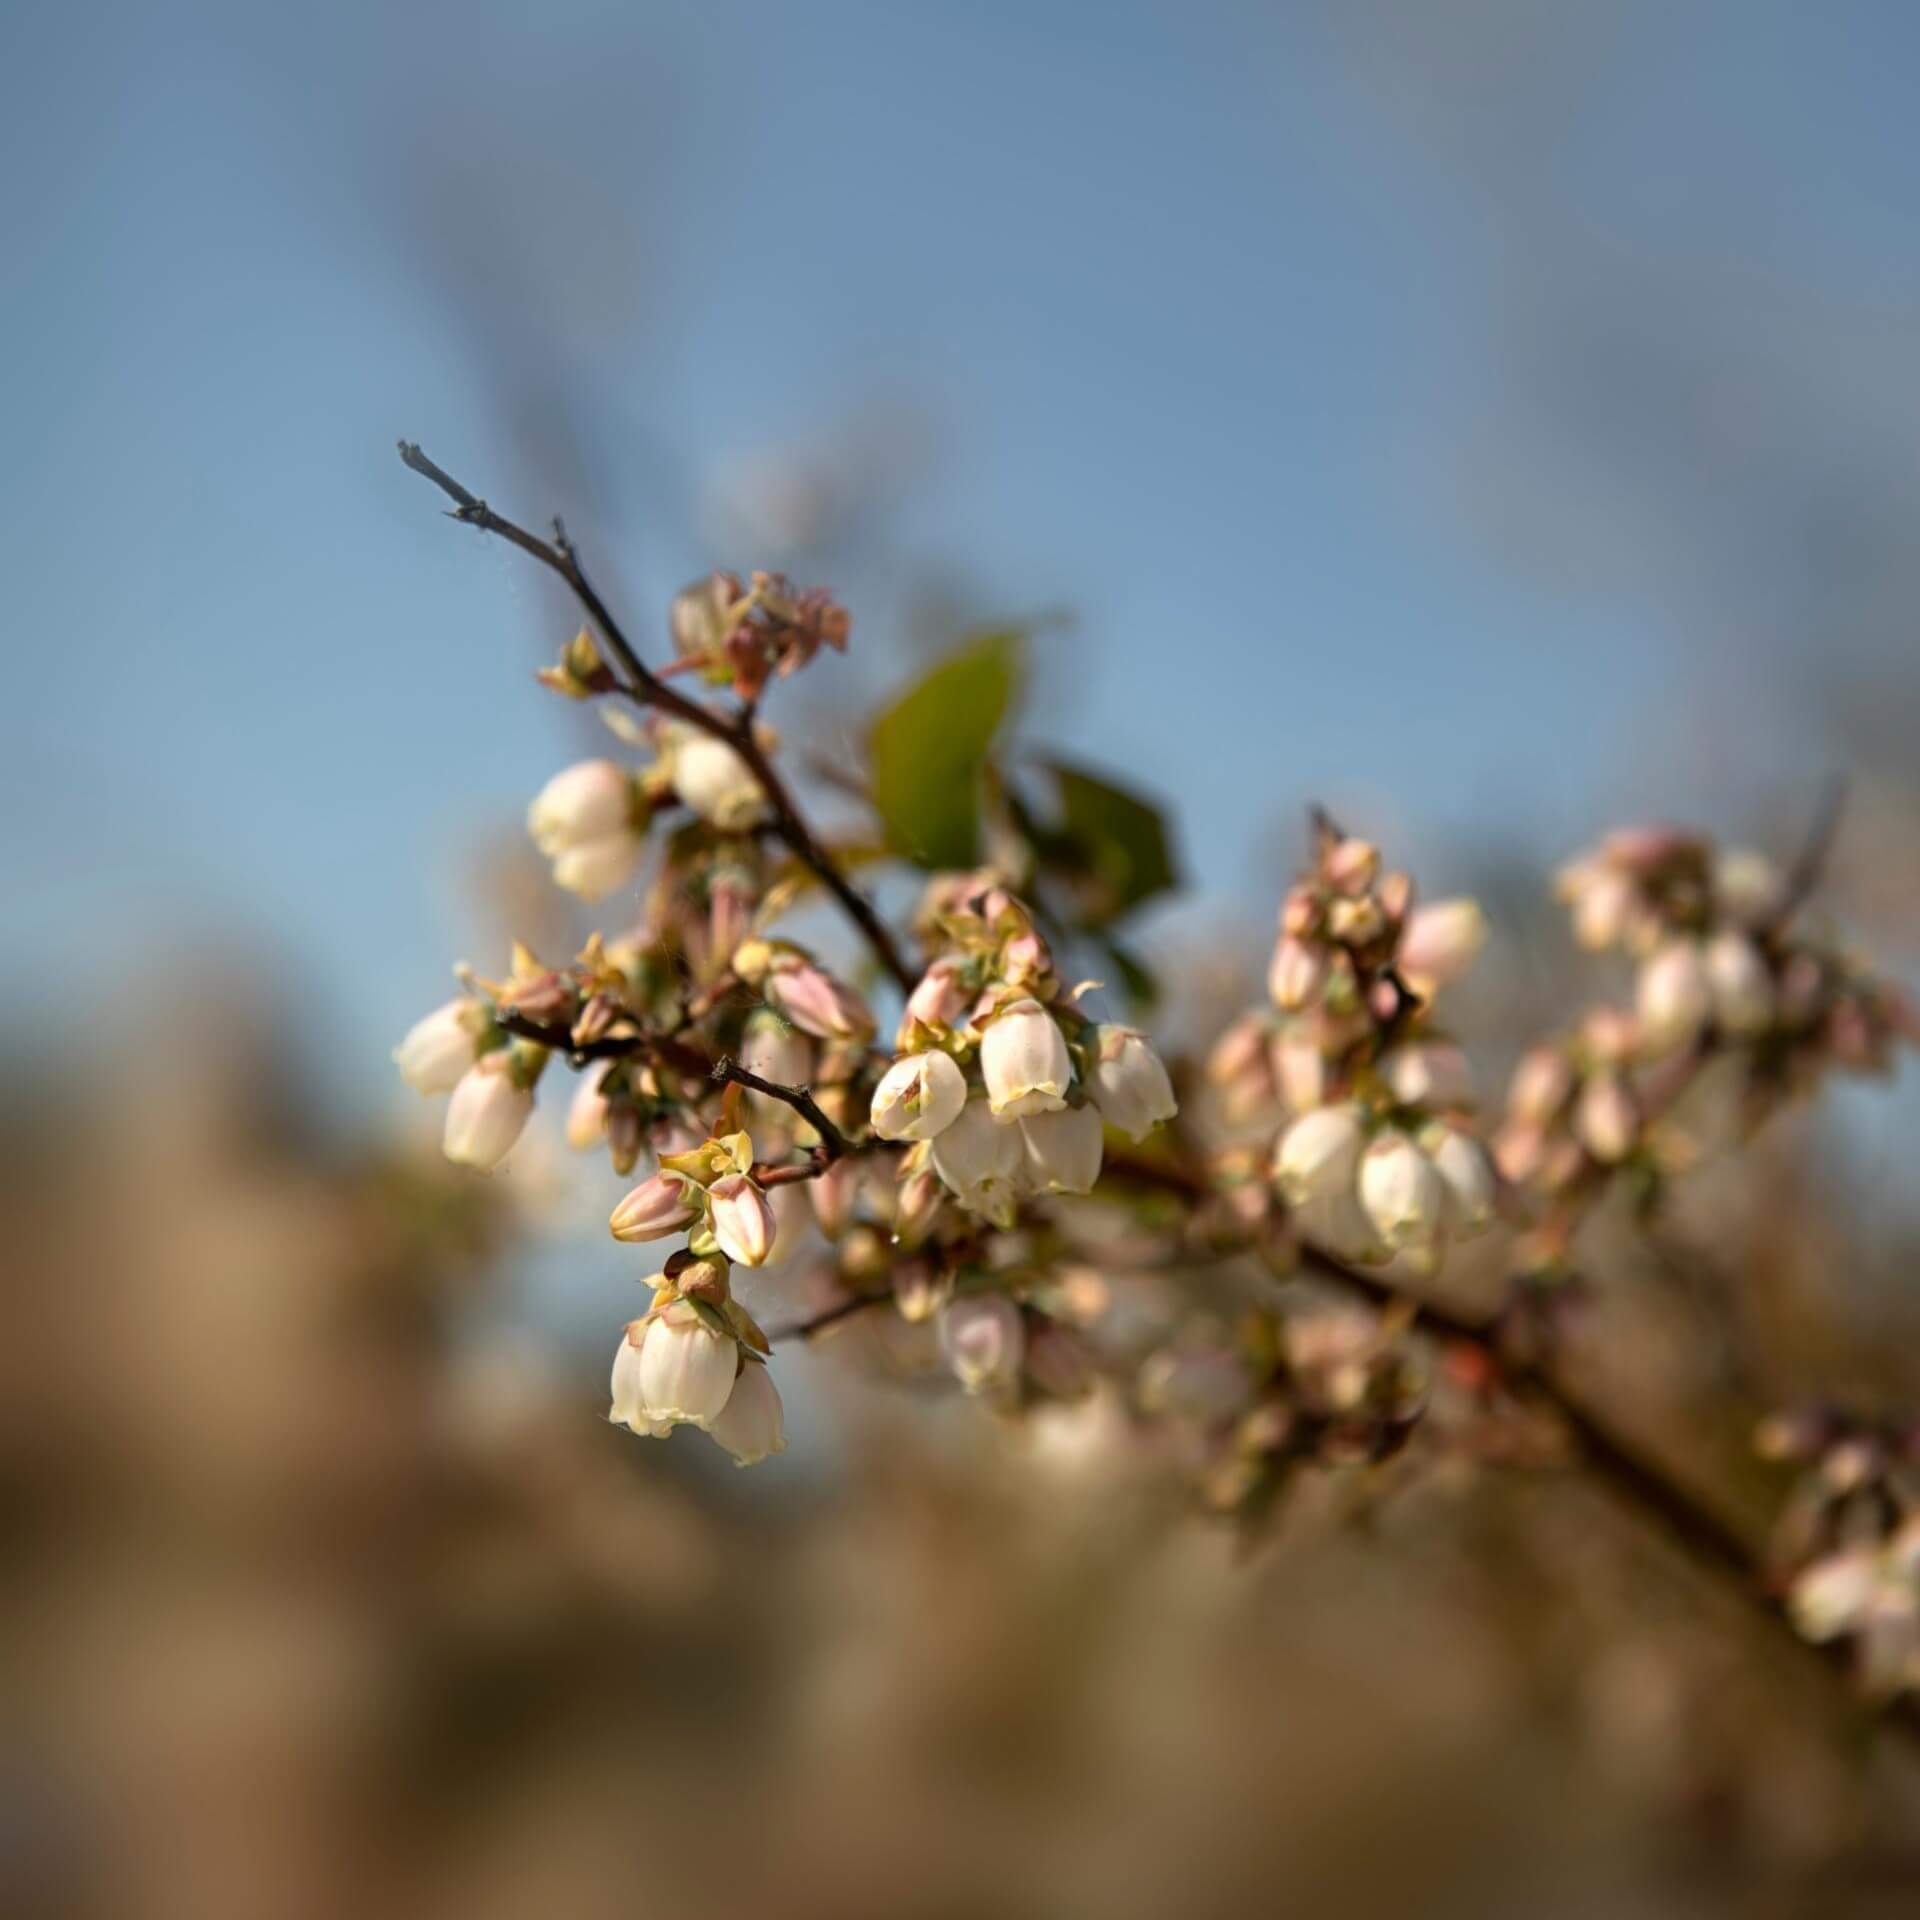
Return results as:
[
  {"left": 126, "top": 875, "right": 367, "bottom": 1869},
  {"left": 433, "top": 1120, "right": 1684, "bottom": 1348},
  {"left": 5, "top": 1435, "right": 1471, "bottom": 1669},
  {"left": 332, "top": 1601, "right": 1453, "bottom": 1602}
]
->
[{"left": 868, "top": 630, "right": 1024, "bottom": 870}]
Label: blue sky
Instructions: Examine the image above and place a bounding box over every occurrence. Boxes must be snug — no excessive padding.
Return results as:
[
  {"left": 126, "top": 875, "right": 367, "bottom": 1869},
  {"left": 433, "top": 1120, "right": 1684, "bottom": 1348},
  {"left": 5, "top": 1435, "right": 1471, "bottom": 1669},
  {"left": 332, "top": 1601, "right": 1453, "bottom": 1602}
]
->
[{"left": 8, "top": 0, "right": 1920, "bottom": 1131}]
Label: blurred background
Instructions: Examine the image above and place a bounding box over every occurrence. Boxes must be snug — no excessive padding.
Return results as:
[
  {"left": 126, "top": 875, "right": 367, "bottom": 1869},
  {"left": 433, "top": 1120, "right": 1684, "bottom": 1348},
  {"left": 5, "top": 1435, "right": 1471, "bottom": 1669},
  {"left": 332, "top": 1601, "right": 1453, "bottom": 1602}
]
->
[{"left": 6, "top": 1, "right": 1920, "bottom": 1914}]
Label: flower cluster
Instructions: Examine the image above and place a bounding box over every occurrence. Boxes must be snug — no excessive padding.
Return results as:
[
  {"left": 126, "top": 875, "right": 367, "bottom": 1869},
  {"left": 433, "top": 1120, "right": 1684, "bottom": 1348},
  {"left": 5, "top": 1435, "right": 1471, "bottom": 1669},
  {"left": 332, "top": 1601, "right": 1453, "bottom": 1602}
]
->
[
  {"left": 1496, "top": 828, "right": 1918, "bottom": 1212},
  {"left": 1759, "top": 1408, "right": 1920, "bottom": 1695},
  {"left": 608, "top": 1247, "right": 787, "bottom": 1466},
  {"left": 1143, "top": 1302, "right": 1427, "bottom": 1522},
  {"left": 866, "top": 876, "right": 1177, "bottom": 1227},
  {"left": 1205, "top": 825, "right": 1498, "bottom": 1273}
]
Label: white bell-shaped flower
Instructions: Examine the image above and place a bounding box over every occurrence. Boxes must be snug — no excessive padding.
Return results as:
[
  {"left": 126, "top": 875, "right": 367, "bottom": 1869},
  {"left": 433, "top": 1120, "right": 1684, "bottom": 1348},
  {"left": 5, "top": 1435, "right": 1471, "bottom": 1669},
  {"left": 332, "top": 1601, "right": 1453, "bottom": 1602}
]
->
[
  {"left": 1019, "top": 1103, "right": 1105, "bottom": 1195},
  {"left": 929, "top": 1097, "right": 1027, "bottom": 1225},
  {"left": 637, "top": 1304, "right": 740, "bottom": 1429},
  {"left": 979, "top": 999, "right": 1072, "bottom": 1120},
  {"left": 870, "top": 1050, "right": 968, "bottom": 1142},
  {"left": 443, "top": 1057, "right": 534, "bottom": 1171},
  {"left": 1084, "top": 1026, "right": 1178, "bottom": 1140},
  {"left": 707, "top": 1361, "right": 787, "bottom": 1466},
  {"left": 394, "top": 998, "right": 482, "bottom": 1095}
]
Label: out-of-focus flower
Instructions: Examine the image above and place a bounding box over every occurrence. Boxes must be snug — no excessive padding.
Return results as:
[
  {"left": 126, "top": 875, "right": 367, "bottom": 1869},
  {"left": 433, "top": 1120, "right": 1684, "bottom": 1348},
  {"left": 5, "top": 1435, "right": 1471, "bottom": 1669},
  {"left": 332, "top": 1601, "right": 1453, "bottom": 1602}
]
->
[
  {"left": 1426, "top": 1123, "right": 1496, "bottom": 1234},
  {"left": 870, "top": 1050, "right": 968, "bottom": 1141},
  {"left": 1084, "top": 1025, "right": 1177, "bottom": 1139},
  {"left": 1357, "top": 1131, "right": 1448, "bottom": 1267},
  {"left": 669, "top": 728, "right": 769, "bottom": 831},
  {"left": 1636, "top": 939, "right": 1712, "bottom": 1055},
  {"left": 444, "top": 1054, "right": 536, "bottom": 1171},
  {"left": 1269, "top": 938, "right": 1328, "bottom": 1011},
  {"left": 1509, "top": 1046, "right": 1575, "bottom": 1126},
  {"left": 1397, "top": 898, "right": 1487, "bottom": 994},
  {"left": 707, "top": 1361, "right": 787, "bottom": 1465},
  {"left": 528, "top": 759, "right": 645, "bottom": 900},
  {"left": 1019, "top": 1103, "right": 1105, "bottom": 1195},
  {"left": 1273, "top": 1103, "right": 1365, "bottom": 1207},
  {"left": 938, "top": 1293, "right": 1026, "bottom": 1395},
  {"left": 1575, "top": 1072, "right": 1639, "bottom": 1164},
  {"left": 394, "top": 996, "right": 487, "bottom": 1094},
  {"left": 566, "top": 1058, "right": 614, "bottom": 1149},
  {"left": 980, "top": 999, "right": 1073, "bottom": 1120},
  {"left": 708, "top": 1172, "right": 776, "bottom": 1266},
  {"left": 1382, "top": 1041, "right": 1474, "bottom": 1111},
  {"left": 1704, "top": 930, "right": 1773, "bottom": 1036},
  {"left": 765, "top": 956, "right": 874, "bottom": 1042}
]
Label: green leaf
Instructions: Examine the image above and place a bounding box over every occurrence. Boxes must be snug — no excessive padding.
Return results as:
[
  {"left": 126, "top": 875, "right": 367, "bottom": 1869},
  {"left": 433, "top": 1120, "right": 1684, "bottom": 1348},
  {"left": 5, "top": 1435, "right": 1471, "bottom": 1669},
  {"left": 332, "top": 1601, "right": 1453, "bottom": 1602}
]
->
[
  {"left": 868, "top": 630, "right": 1024, "bottom": 870},
  {"left": 1040, "top": 758, "right": 1178, "bottom": 928}
]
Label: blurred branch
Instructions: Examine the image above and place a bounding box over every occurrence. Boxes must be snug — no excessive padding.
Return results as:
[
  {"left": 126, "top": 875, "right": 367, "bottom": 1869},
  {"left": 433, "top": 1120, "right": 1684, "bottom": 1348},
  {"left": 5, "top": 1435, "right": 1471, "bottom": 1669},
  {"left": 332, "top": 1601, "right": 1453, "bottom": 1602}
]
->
[
  {"left": 1770, "top": 772, "right": 1849, "bottom": 933},
  {"left": 398, "top": 441, "right": 914, "bottom": 993}
]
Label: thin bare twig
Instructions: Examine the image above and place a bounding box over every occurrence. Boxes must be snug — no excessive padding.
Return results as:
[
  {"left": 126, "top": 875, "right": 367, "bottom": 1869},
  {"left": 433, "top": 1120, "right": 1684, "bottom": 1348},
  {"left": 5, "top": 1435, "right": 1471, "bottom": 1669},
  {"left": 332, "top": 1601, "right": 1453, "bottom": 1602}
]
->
[
  {"left": 493, "top": 1011, "right": 853, "bottom": 1161},
  {"left": 398, "top": 441, "right": 914, "bottom": 993},
  {"left": 708, "top": 1054, "right": 852, "bottom": 1161}
]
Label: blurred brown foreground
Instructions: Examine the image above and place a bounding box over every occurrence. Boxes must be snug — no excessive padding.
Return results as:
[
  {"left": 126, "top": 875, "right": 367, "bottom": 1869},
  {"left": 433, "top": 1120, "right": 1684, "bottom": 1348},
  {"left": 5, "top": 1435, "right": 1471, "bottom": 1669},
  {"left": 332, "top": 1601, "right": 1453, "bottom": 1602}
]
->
[{"left": 5, "top": 980, "right": 1919, "bottom": 1920}]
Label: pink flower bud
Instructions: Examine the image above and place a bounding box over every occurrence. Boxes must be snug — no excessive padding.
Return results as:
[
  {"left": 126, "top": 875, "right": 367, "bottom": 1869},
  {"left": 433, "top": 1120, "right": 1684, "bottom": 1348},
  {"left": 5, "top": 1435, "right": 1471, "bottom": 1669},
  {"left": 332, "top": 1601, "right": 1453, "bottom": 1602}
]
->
[
  {"left": 1325, "top": 837, "right": 1380, "bottom": 895},
  {"left": 443, "top": 1056, "right": 534, "bottom": 1171},
  {"left": 707, "top": 1360, "right": 786, "bottom": 1466},
  {"left": 979, "top": 999, "right": 1073, "bottom": 1120},
  {"left": 708, "top": 1172, "right": 777, "bottom": 1267},
  {"left": 938, "top": 1294, "right": 1026, "bottom": 1395},
  {"left": 1019, "top": 1103, "right": 1105, "bottom": 1195},
  {"left": 1273, "top": 1032, "right": 1328, "bottom": 1113},
  {"left": 1268, "top": 937, "right": 1328, "bottom": 1012},
  {"left": 1508, "top": 1047, "right": 1574, "bottom": 1125},
  {"left": 806, "top": 1158, "right": 858, "bottom": 1238},
  {"left": 1397, "top": 898, "right": 1488, "bottom": 992},
  {"left": 1207, "top": 1013, "right": 1278, "bottom": 1118},
  {"left": 394, "top": 997, "right": 483, "bottom": 1095},
  {"left": 1562, "top": 864, "right": 1637, "bottom": 951},
  {"left": 768, "top": 960, "right": 874, "bottom": 1042},
  {"left": 566, "top": 1059, "right": 613, "bottom": 1150},
  {"left": 609, "top": 1170, "right": 702, "bottom": 1243},
  {"left": 892, "top": 1167, "right": 945, "bottom": 1248},
  {"left": 906, "top": 958, "right": 973, "bottom": 1030},
  {"left": 1001, "top": 929, "right": 1051, "bottom": 987},
  {"left": 870, "top": 1050, "right": 968, "bottom": 1142},
  {"left": 740, "top": 1009, "right": 813, "bottom": 1089},
  {"left": 1575, "top": 1072, "right": 1638, "bottom": 1163},
  {"left": 1085, "top": 1026, "right": 1178, "bottom": 1140}
]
